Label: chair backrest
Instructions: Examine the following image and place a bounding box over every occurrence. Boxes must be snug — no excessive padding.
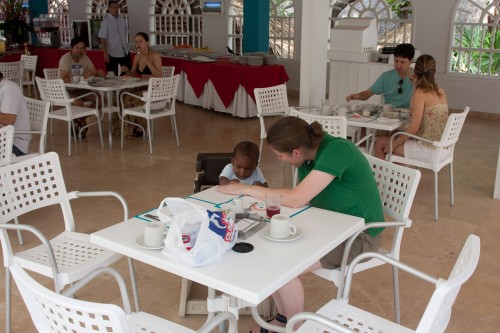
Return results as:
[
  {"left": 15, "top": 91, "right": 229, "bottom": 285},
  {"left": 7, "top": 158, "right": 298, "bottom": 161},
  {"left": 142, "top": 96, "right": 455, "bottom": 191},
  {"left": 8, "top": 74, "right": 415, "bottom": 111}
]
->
[
  {"left": 10, "top": 263, "right": 130, "bottom": 333},
  {"left": 436, "top": 106, "right": 469, "bottom": 148},
  {"left": 162, "top": 65, "right": 175, "bottom": 77},
  {"left": 35, "top": 77, "right": 71, "bottom": 103},
  {"left": 0, "top": 152, "right": 74, "bottom": 229},
  {"left": 20, "top": 54, "right": 38, "bottom": 72},
  {"left": 0, "top": 125, "right": 14, "bottom": 166},
  {"left": 365, "top": 154, "right": 421, "bottom": 257},
  {"left": 254, "top": 83, "right": 290, "bottom": 140},
  {"left": 289, "top": 108, "right": 347, "bottom": 139},
  {"left": 142, "top": 75, "right": 180, "bottom": 113},
  {"left": 194, "top": 152, "right": 233, "bottom": 193},
  {"left": 0, "top": 61, "right": 23, "bottom": 86},
  {"left": 25, "top": 97, "right": 50, "bottom": 133},
  {"left": 416, "top": 234, "right": 480, "bottom": 333},
  {"left": 43, "top": 67, "right": 60, "bottom": 80}
]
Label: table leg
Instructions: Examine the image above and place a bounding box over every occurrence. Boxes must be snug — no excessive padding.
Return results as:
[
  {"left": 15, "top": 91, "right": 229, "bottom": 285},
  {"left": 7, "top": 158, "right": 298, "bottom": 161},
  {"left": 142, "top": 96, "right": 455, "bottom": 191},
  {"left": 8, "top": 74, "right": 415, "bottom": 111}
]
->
[{"left": 107, "top": 91, "right": 113, "bottom": 148}]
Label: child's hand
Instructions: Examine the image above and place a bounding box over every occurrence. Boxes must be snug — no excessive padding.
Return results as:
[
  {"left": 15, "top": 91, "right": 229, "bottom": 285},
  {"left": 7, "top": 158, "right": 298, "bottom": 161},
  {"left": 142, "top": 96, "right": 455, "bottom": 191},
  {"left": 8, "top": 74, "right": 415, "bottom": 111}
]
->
[{"left": 229, "top": 179, "right": 240, "bottom": 184}]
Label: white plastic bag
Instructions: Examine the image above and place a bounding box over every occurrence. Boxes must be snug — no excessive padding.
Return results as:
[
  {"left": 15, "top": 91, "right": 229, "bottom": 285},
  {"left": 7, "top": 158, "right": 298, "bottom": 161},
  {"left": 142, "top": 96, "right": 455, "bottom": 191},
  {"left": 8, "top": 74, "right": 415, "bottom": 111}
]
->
[{"left": 162, "top": 198, "right": 238, "bottom": 267}]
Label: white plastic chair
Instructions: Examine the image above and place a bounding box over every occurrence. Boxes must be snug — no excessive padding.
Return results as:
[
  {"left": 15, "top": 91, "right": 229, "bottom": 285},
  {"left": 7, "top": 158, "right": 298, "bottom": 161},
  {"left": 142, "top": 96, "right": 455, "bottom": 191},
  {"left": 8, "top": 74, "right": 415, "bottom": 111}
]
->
[
  {"left": 20, "top": 54, "right": 38, "bottom": 98},
  {"left": 43, "top": 67, "right": 60, "bottom": 79},
  {"left": 388, "top": 106, "right": 470, "bottom": 221},
  {"left": 10, "top": 263, "right": 237, "bottom": 333},
  {"left": 36, "top": 76, "right": 104, "bottom": 156},
  {"left": 162, "top": 65, "right": 175, "bottom": 77},
  {"left": 0, "top": 125, "right": 14, "bottom": 166},
  {"left": 313, "top": 154, "right": 421, "bottom": 324},
  {"left": 254, "top": 83, "right": 321, "bottom": 163},
  {"left": 120, "top": 74, "right": 180, "bottom": 154},
  {"left": 0, "top": 152, "right": 140, "bottom": 333},
  {"left": 11, "top": 97, "right": 50, "bottom": 163},
  {"left": 287, "top": 234, "right": 481, "bottom": 333},
  {"left": 0, "top": 61, "right": 23, "bottom": 86}
]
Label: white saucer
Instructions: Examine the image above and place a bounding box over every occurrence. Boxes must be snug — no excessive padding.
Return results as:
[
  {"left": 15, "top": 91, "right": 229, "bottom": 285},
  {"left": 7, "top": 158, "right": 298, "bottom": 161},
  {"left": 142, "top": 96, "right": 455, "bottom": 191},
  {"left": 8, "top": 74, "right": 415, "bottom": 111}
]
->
[
  {"left": 135, "top": 234, "right": 164, "bottom": 250},
  {"left": 261, "top": 226, "right": 303, "bottom": 242}
]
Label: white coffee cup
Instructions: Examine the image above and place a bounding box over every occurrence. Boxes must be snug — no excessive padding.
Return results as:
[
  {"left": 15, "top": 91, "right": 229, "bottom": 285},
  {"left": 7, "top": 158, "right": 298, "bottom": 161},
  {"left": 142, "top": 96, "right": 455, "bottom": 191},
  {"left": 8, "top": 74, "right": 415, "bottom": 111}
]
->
[
  {"left": 270, "top": 214, "right": 296, "bottom": 239},
  {"left": 107, "top": 71, "right": 115, "bottom": 77},
  {"left": 383, "top": 104, "right": 393, "bottom": 113},
  {"left": 144, "top": 222, "right": 166, "bottom": 247},
  {"left": 71, "top": 76, "right": 80, "bottom": 83},
  {"left": 232, "top": 198, "right": 243, "bottom": 214},
  {"left": 337, "top": 106, "right": 348, "bottom": 117},
  {"left": 362, "top": 109, "right": 371, "bottom": 117}
]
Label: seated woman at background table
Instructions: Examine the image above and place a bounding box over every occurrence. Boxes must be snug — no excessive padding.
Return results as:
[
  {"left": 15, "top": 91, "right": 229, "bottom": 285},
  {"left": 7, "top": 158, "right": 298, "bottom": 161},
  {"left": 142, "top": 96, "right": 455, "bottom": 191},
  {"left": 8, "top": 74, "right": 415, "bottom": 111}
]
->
[
  {"left": 373, "top": 54, "right": 449, "bottom": 162},
  {"left": 217, "top": 117, "right": 385, "bottom": 332},
  {"left": 118, "top": 32, "right": 162, "bottom": 137}
]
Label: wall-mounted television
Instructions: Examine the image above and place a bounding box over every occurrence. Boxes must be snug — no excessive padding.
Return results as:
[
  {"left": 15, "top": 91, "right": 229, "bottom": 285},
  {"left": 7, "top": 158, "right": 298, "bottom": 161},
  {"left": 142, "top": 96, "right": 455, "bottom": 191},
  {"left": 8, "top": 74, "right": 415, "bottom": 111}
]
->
[{"left": 202, "top": 1, "right": 223, "bottom": 14}]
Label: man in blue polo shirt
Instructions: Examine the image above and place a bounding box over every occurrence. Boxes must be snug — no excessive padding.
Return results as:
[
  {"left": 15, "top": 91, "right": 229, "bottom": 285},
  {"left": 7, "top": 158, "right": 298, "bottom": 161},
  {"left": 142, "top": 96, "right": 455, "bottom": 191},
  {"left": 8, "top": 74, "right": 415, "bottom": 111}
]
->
[{"left": 346, "top": 43, "right": 415, "bottom": 108}]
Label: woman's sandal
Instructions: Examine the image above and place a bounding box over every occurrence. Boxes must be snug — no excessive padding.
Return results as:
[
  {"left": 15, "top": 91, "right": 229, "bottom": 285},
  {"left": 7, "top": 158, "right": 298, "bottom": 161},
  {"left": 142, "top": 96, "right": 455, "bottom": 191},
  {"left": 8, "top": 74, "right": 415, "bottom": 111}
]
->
[{"left": 251, "top": 313, "right": 287, "bottom": 333}]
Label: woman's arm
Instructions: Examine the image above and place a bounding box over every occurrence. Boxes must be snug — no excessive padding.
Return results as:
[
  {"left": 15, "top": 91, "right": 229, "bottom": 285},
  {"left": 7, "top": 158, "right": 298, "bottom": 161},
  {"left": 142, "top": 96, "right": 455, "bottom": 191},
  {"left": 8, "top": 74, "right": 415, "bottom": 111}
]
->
[
  {"left": 394, "top": 89, "right": 425, "bottom": 146},
  {"left": 122, "top": 54, "right": 140, "bottom": 76},
  {"left": 217, "top": 169, "right": 334, "bottom": 208}
]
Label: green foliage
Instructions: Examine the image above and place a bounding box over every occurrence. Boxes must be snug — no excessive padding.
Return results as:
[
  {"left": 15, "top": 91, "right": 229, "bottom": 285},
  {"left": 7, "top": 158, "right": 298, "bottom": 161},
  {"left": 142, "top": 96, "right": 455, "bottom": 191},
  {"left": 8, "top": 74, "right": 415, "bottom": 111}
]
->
[
  {"left": 386, "top": 0, "right": 412, "bottom": 19},
  {"left": 452, "top": 25, "right": 499, "bottom": 75}
]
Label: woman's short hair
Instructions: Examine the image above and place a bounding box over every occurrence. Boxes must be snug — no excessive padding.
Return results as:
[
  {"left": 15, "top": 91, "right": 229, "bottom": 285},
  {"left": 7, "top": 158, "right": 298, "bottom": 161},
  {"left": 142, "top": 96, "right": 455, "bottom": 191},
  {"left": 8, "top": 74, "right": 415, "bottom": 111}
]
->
[{"left": 267, "top": 117, "right": 324, "bottom": 153}]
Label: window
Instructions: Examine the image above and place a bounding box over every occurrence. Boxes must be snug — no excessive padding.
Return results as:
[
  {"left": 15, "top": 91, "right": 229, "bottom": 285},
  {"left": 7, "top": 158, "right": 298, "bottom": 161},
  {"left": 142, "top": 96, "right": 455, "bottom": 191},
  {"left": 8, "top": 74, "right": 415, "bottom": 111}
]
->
[
  {"left": 150, "top": 0, "right": 202, "bottom": 47},
  {"left": 450, "top": 0, "right": 499, "bottom": 77},
  {"left": 330, "top": 0, "right": 414, "bottom": 48},
  {"left": 269, "top": 0, "right": 295, "bottom": 60},
  {"left": 228, "top": 0, "right": 243, "bottom": 54},
  {"left": 48, "top": 0, "right": 70, "bottom": 45}
]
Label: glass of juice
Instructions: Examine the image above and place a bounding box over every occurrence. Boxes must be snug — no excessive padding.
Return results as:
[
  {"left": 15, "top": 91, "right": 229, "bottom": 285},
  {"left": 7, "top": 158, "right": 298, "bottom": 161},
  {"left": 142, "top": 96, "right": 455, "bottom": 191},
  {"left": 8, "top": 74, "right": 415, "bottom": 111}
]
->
[{"left": 265, "top": 194, "right": 282, "bottom": 218}]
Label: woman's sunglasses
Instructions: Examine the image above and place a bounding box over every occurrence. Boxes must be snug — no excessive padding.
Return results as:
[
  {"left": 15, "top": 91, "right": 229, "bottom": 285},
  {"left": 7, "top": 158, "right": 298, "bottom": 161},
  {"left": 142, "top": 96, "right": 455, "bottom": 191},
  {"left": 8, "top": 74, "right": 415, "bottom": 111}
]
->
[{"left": 398, "top": 79, "right": 403, "bottom": 94}]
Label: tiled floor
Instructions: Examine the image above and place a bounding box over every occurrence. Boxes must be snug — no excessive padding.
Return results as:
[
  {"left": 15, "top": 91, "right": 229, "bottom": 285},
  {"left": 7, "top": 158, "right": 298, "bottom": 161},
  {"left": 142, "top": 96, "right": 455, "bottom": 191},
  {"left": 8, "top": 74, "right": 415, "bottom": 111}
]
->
[{"left": 1, "top": 95, "right": 499, "bottom": 332}]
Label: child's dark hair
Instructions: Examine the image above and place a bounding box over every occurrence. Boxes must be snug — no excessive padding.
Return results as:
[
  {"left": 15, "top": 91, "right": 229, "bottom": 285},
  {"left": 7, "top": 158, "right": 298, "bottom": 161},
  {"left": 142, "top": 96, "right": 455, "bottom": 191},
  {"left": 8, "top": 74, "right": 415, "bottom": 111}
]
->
[
  {"left": 70, "top": 36, "right": 87, "bottom": 48},
  {"left": 233, "top": 141, "right": 260, "bottom": 163}
]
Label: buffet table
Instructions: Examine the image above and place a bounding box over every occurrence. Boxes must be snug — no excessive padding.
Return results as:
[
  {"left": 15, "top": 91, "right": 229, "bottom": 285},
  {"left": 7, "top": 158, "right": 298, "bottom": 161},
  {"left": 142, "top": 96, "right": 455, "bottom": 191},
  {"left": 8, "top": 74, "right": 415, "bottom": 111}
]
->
[{"left": 159, "top": 56, "right": 289, "bottom": 118}]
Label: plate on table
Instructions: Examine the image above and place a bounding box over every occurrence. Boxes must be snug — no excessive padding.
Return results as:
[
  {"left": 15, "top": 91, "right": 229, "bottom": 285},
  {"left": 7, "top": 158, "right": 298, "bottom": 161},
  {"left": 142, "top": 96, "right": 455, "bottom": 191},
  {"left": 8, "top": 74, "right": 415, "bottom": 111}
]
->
[
  {"left": 261, "top": 226, "right": 303, "bottom": 242},
  {"left": 382, "top": 111, "right": 401, "bottom": 118},
  {"left": 120, "top": 76, "right": 140, "bottom": 81},
  {"left": 135, "top": 234, "right": 164, "bottom": 250}
]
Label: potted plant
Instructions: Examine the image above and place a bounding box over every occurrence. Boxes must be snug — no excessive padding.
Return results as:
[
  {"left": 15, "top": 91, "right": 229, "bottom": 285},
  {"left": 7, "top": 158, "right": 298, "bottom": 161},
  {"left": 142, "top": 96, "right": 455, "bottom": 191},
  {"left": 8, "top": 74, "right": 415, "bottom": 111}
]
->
[{"left": 0, "top": 0, "right": 34, "bottom": 49}]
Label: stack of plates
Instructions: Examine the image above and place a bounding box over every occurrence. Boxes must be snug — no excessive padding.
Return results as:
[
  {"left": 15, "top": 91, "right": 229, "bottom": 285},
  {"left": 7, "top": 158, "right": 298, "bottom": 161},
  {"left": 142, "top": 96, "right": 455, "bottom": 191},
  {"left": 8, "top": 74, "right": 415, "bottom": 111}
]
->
[
  {"left": 238, "top": 56, "right": 248, "bottom": 65},
  {"left": 247, "top": 56, "right": 263, "bottom": 66},
  {"left": 229, "top": 56, "right": 239, "bottom": 64},
  {"left": 264, "top": 54, "right": 278, "bottom": 65}
]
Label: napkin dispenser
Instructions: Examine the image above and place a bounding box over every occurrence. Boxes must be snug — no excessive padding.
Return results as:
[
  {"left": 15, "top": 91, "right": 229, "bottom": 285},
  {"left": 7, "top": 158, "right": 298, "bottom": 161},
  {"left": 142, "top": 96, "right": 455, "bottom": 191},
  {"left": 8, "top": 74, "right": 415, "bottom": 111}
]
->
[{"left": 235, "top": 218, "right": 266, "bottom": 240}]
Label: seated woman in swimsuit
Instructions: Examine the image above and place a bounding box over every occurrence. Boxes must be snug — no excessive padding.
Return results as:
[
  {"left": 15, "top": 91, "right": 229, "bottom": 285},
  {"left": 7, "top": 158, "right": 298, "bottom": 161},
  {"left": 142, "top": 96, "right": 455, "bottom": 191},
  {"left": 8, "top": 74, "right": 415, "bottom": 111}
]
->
[
  {"left": 121, "top": 32, "right": 162, "bottom": 79},
  {"left": 119, "top": 32, "right": 162, "bottom": 137},
  {"left": 374, "top": 54, "right": 450, "bottom": 163}
]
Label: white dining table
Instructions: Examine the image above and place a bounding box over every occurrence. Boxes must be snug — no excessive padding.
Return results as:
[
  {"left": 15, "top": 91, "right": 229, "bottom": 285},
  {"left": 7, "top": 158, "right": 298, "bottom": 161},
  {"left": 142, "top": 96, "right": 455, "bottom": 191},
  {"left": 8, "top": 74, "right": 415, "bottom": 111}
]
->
[
  {"left": 90, "top": 187, "right": 364, "bottom": 331},
  {"left": 66, "top": 77, "right": 149, "bottom": 148}
]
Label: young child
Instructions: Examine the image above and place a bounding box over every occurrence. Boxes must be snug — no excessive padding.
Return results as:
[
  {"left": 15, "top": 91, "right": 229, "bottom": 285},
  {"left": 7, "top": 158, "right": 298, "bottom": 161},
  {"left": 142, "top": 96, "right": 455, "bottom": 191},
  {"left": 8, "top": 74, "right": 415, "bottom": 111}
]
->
[{"left": 219, "top": 141, "right": 268, "bottom": 187}]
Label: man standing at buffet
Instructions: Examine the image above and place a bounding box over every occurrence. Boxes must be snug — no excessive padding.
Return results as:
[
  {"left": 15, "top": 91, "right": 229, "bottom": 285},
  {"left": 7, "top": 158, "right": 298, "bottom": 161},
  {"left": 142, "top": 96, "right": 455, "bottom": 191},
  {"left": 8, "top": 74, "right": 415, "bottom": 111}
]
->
[
  {"left": 98, "top": 0, "right": 130, "bottom": 76},
  {"left": 346, "top": 43, "right": 415, "bottom": 108}
]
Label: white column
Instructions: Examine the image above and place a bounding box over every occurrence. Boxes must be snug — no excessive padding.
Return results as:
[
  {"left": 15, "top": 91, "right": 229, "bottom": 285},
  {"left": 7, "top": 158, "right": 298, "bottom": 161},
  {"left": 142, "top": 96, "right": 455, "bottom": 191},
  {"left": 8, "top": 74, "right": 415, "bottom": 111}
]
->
[{"left": 299, "top": 0, "right": 330, "bottom": 107}]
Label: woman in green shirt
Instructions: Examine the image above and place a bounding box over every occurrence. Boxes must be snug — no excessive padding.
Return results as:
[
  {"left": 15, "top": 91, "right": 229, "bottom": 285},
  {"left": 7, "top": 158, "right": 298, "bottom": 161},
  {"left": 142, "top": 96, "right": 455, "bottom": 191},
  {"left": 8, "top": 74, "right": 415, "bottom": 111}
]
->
[{"left": 218, "top": 117, "right": 384, "bottom": 332}]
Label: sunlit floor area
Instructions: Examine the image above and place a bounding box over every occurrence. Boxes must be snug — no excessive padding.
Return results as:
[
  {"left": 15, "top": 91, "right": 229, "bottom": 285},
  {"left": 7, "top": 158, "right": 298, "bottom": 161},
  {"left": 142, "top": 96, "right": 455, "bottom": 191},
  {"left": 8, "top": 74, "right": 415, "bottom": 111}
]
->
[{"left": 1, "top": 95, "right": 499, "bottom": 332}]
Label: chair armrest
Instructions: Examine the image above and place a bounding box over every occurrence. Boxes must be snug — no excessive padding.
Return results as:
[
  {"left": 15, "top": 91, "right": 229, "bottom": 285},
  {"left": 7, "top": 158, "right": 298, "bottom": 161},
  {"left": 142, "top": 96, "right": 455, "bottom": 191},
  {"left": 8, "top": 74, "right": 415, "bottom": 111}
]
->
[
  {"left": 15, "top": 130, "right": 43, "bottom": 135},
  {"left": 0, "top": 224, "right": 60, "bottom": 290},
  {"left": 388, "top": 131, "right": 433, "bottom": 160},
  {"left": 292, "top": 105, "right": 322, "bottom": 114},
  {"left": 69, "top": 191, "right": 129, "bottom": 221},
  {"left": 73, "top": 91, "right": 99, "bottom": 102},
  {"left": 197, "top": 312, "right": 238, "bottom": 333},
  {"left": 120, "top": 91, "right": 142, "bottom": 109},
  {"left": 334, "top": 220, "right": 410, "bottom": 298},
  {"left": 62, "top": 267, "right": 132, "bottom": 314},
  {"left": 286, "top": 312, "right": 356, "bottom": 333},
  {"left": 341, "top": 251, "right": 440, "bottom": 300}
]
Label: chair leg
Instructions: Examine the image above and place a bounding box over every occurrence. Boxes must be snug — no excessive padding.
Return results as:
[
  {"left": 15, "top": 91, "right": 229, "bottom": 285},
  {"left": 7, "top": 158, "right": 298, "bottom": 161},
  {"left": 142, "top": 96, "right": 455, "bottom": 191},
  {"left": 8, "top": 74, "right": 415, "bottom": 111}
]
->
[
  {"left": 127, "top": 257, "right": 141, "bottom": 312},
  {"left": 434, "top": 171, "right": 439, "bottom": 221},
  {"left": 14, "top": 217, "right": 24, "bottom": 246},
  {"left": 450, "top": 162, "right": 454, "bottom": 206},
  {"left": 172, "top": 115, "right": 180, "bottom": 147},
  {"left": 392, "top": 266, "right": 401, "bottom": 324},
  {"left": 68, "top": 122, "right": 72, "bottom": 157},
  {"left": 147, "top": 119, "right": 153, "bottom": 154},
  {"left": 96, "top": 115, "right": 104, "bottom": 149},
  {"left": 5, "top": 268, "right": 11, "bottom": 333}
]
